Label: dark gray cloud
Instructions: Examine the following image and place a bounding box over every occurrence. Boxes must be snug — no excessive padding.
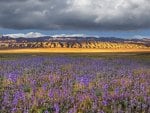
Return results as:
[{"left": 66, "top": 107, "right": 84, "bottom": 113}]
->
[{"left": 0, "top": 0, "right": 150, "bottom": 30}]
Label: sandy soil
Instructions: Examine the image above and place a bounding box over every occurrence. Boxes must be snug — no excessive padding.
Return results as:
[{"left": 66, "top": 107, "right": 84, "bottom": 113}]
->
[{"left": 0, "top": 48, "right": 150, "bottom": 53}]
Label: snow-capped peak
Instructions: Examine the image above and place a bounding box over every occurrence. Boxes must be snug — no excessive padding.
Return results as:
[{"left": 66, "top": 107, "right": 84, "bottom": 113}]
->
[
  {"left": 51, "top": 34, "right": 99, "bottom": 38},
  {"left": 4, "top": 32, "right": 46, "bottom": 38}
]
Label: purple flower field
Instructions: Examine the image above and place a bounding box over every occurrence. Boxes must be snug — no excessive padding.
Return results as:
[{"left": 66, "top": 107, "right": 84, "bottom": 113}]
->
[{"left": 0, "top": 53, "right": 150, "bottom": 113}]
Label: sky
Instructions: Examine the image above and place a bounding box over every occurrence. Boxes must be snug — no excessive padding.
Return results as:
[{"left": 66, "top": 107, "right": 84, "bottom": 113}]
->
[{"left": 0, "top": 0, "right": 150, "bottom": 38}]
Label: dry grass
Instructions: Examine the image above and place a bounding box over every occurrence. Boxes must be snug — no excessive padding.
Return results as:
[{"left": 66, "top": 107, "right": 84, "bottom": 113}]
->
[{"left": 0, "top": 48, "right": 150, "bottom": 53}]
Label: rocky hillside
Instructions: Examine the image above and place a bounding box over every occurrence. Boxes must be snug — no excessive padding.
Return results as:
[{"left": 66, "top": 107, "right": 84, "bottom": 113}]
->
[{"left": 0, "top": 36, "right": 149, "bottom": 49}]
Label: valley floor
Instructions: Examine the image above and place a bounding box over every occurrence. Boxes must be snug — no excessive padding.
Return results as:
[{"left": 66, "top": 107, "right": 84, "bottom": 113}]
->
[{"left": 0, "top": 48, "right": 150, "bottom": 53}]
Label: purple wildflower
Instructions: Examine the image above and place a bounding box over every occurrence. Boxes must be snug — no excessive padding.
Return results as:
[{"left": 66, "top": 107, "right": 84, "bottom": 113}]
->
[{"left": 54, "top": 103, "right": 59, "bottom": 113}]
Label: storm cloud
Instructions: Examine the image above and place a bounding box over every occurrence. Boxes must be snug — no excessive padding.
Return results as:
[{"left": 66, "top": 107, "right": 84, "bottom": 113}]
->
[{"left": 0, "top": 0, "right": 150, "bottom": 30}]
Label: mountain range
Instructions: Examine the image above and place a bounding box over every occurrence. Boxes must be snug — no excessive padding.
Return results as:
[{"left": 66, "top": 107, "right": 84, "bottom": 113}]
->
[{"left": 0, "top": 35, "right": 150, "bottom": 49}]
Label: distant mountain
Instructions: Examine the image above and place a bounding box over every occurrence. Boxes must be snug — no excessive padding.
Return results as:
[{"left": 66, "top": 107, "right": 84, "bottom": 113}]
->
[
  {"left": 0, "top": 35, "right": 150, "bottom": 49},
  {"left": 1, "top": 35, "right": 149, "bottom": 42},
  {"left": 3, "top": 32, "right": 46, "bottom": 38}
]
